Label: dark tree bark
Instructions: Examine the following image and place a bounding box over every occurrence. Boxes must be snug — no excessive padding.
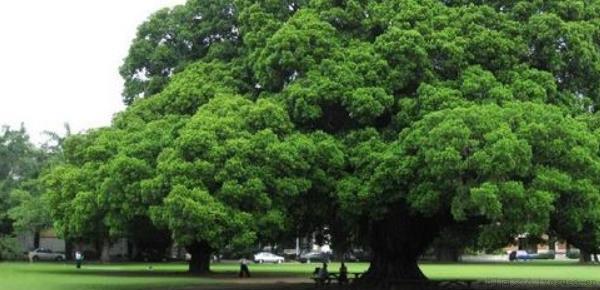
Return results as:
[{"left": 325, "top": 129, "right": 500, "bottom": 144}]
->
[
  {"left": 186, "top": 241, "right": 212, "bottom": 274},
  {"left": 435, "top": 246, "right": 461, "bottom": 262},
  {"left": 580, "top": 249, "right": 591, "bottom": 263},
  {"left": 358, "top": 211, "right": 445, "bottom": 288},
  {"left": 33, "top": 231, "right": 40, "bottom": 249},
  {"left": 65, "top": 239, "right": 74, "bottom": 260}
]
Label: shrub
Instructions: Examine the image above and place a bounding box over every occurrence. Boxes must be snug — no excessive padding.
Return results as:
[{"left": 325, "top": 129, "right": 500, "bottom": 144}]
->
[
  {"left": 566, "top": 249, "right": 581, "bottom": 259},
  {"left": 0, "top": 236, "right": 24, "bottom": 261}
]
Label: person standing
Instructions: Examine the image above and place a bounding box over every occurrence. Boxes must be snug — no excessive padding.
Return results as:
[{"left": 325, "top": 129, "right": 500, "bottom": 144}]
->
[
  {"left": 239, "top": 257, "right": 251, "bottom": 278},
  {"left": 75, "top": 251, "right": 83, "bottom": 269}
]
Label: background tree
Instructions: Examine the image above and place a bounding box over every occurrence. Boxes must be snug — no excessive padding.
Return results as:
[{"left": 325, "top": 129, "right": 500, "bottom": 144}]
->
[
  {"left": 7, "top": 125, "right": 70, "bottom": 250},
  {"left": 45, "top": 128, "right": 124, "bottom": 262},
  {"left": 0, "top": 126, "right": 42, "bottom": 235}
]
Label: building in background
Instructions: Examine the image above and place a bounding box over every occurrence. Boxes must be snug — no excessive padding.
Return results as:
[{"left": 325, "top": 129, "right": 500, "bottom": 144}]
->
[{"left": 16, "top": 228, "right": 128, "bottom": 260}]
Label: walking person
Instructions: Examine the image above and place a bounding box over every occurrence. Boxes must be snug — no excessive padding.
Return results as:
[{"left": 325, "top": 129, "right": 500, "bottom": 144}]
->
[
  {"left": 75, "top": 251, "right": 84, "bottom": 269},
  {"left": 239, "top": 257, "right": 251, "bottom": 278}
]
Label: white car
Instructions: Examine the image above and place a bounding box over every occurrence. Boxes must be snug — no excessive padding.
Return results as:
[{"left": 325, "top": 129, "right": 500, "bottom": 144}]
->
[
  {"left": 253, "top": 252, "right": 284, "bottom": 263},
  {"left": 28, "top": 248, "right": 66, "bottom": 262}
]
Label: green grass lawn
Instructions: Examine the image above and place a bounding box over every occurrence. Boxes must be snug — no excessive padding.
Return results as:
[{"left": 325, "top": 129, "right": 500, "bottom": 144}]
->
[{"left": 1, "top": 261, "right": 600, "bottom": 290}]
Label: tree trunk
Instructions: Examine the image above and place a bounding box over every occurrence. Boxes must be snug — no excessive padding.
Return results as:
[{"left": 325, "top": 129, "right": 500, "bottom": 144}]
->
[
  {"left": 580, "top": 249, "right": 591, "bottom": 263},
  {"left": 435, "top": 246, "right": 461, "bottom": 262},
  {"left": 65, "top": 239, "right": 74, "bottom": 260},
  {"left": 33, "top": 231, "right": 40, "bottom": 249},
  {"left": 186, "top": 241, "right": 212, "bottom": 274},
  {"left": 358, "top": 212, "right": 443, "bottom": 288},
  {"left": 100, "top": 238, "right": 111, "bottom": 263}
]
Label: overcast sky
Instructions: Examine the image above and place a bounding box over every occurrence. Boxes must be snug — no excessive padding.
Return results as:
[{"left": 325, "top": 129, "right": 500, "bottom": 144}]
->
[{"left": 0, "top": 0, "right": 186, "bottom": 144}]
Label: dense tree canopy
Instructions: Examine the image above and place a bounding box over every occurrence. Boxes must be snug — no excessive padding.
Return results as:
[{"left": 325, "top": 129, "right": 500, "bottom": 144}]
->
[
  {"left": 0, "top": 125, "right": 64, "bottom": 259},
  {"left": 0, "top": 126, "right": 47, "bottom": 236},
  {"left": 46, "top": 0, "right": 600, "bottom": 284}
]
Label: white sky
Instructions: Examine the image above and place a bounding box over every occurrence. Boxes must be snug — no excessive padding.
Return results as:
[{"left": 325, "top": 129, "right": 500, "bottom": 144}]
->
[{"left": 0, "top": 0, "right": 186, "bottom": 144}]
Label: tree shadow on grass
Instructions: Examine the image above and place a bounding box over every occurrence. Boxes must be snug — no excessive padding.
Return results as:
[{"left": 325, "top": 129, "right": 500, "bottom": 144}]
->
[{"left": 31, "top": 267, "right": 310, "bottom": 279}]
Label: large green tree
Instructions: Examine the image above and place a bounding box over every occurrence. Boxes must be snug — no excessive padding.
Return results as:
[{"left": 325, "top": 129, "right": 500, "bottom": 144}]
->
[
  {"left": 7, "top": 126, "right": 69, "bottom": 250},
  {"left": 48, "top": 0, "right": 600, "bottom": 283}
]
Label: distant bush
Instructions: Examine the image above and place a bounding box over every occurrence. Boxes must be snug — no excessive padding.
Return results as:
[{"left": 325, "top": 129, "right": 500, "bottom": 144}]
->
[
  {"left": 0, "top": 237, "right": 23, "bottom": 261},
  {"left": 566, "top": 249, "right": 580, "bottom": 259}
]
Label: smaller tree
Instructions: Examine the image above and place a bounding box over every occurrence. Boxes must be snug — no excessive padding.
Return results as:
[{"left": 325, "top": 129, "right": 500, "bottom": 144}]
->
[
  {"left": 151, "top": 185, "right": 254, "bottom": 273},
  {"left": 45, "top": 129, "right": 122, "bottom": 262},
  {"left": 0, "top": 125, "right": 42, "bottom": 236},
  {"left": 8, "top": 188, "right": 52, "bottom": 248}
]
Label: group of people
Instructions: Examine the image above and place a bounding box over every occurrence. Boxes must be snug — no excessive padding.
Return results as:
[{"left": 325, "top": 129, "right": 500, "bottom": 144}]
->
[
  {"left": 239, "top": 258, "right": 351, "bottom": 285},
  {"left": 313, "top": 262, "right": 349, "bottom": 285}
]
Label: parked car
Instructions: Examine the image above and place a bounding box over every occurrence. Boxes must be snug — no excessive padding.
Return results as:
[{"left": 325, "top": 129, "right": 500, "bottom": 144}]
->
[
  {"left": 298, "top": 251, "right": 331, "bottom": 263},
  {"left": 253, "top": 252, "right": 284, "bottom": 263},
  {"left": 509, "top": 250, "right": 532, "bottom": 261},
  {"left": 343, "top": 249, "right": 372, "bottom": 262},
  {"left": 566, "top": 249, "right": 581, "bottom": 260},
  {"left": 28, "top": 248, "right": 66, "bottom": 262}
]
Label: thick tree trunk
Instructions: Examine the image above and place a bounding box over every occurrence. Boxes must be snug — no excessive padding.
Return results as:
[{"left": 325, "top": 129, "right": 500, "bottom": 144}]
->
[
  {"left": 186, "top": 241, "right": 212, "bottom": 274},
  {"left": 580, "top": 250, "right": 591, "bottom": 263},
  {"left": 435, "top": 247, "right": 461, "bottom": 262},
  {"left": 358, "top": 212, "right": 443, "bottom": 288},
  {"left": 100, "top": 238, "right": 111, "bottom": 263}
]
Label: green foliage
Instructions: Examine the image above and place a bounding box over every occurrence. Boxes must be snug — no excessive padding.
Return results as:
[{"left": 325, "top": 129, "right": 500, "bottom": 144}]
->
[
  {"left": 0, "top": 236, "right": 22, "bottom": 261},
  {"left": 373, "top": 102, "right": 600, "bottom": 248},
  {"left": 119, "top": 0, "right": 241, "bottom": 104},
  {"left": 0, "top": 125, "right": 59, "bottom": 239},
  {"left": 46, "top": 0, "right": 600, "bottom": 275},
  {"left": 148, "top": 94, "right": 344, "bottom": 250},
  {"left": 151, "top": 185, "right": 254, "bottom": 249},
  {"left": 8, "top": 189, "right": 51, "bottom": 234}
]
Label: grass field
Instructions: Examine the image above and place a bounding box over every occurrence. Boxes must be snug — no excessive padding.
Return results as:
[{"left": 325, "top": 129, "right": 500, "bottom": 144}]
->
[{"left": 1, "top": 261, "right": 600, "bottom": 290}]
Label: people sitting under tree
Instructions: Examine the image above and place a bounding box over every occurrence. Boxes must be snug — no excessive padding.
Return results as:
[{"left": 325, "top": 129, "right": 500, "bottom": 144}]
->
[
  {"left": 338, "top": 261, "right": 348, "bottom": 285},
  {"left": 316, "top": 262, "right": 329, "bottom": 285}
]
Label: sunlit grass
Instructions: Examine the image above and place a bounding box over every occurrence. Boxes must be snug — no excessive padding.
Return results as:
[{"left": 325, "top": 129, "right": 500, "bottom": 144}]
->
[{"left": 1, "top": 260, "right": 599, "bottom": 290}]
